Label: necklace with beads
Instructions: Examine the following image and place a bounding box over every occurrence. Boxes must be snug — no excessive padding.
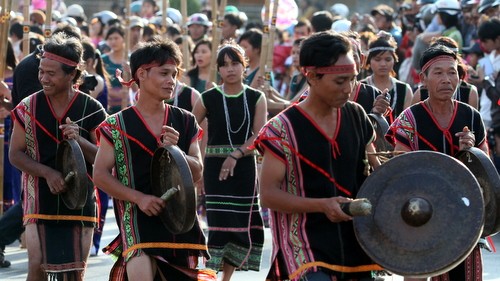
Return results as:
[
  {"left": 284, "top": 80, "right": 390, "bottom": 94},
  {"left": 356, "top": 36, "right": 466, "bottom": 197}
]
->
[{"left": 221, "top": 84, "right": 251, "bottom": 149}]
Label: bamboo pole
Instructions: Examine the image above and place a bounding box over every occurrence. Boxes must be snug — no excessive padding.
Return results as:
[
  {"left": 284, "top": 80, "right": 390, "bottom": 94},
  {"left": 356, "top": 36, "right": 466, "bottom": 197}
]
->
[
  {"left": 256, "top": 0, "right": 271, "bottom": 90},
  {"left": 264, "top": 0, "right": 279, "bottom": 90},
  {"left": 0, "top": 0, "right": 13, "bottom": 216},
  {"left": 207, "top": 0, "right": 217, "bottom": 85},
  {"left": 180, "top": 0, "right": 189, "bottom": 70},
  {"left": 44, "top": 0, "right": 52, "bottom": 38},
  {"left": 21, "top": 0, "right": 29, "bottom": 58},
  {"left": 122, "top": 0, "right": 131, "bottom": 110},
  {"left": 208, "top": 0, "right": 226, "bottom": 85},
  {"left": 161, "top": 0, "right": 168, "bottom": 39}
]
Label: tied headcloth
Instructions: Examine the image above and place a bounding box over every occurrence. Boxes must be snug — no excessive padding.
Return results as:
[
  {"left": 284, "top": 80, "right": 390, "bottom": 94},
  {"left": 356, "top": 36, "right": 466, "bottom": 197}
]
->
[
  {"left": 42, "top": 51, "right": 79, "bottom": 67},
  {"left": 367, "top": 46, "right": 396, "bottom": 53},
  {"left": 302, "top": 64, "right": 356, "bottom": 76},
  {"left": 421, "top": 55, "right": 456, "bottom": 73},
  {"left": 116, "top": 58, "right": 176, "bottom": 87},
  {"left": 217, "top": 44, "right": 245, "bottom": 58}
]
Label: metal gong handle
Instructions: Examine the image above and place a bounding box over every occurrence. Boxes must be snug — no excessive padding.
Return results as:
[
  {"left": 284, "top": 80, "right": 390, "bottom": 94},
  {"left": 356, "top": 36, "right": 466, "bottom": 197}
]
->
[
  {"left": 64, "top": 171, "right": 75, "bottom": 183},
  {"left": 401, "top": 197, "right": 433, "bottom": 227},
  {"left": 341, "top": 198, "right": 372, "bottom": 216}
]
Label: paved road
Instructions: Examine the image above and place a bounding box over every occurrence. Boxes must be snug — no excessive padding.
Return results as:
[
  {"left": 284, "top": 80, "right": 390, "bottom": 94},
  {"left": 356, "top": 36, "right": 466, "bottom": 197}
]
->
[{"left": 1, "top": 208, "right": 499, "bottom": 280}]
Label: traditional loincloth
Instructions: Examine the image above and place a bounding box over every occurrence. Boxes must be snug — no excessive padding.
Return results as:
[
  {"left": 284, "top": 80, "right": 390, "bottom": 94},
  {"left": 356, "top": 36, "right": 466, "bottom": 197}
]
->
[{"left": 37, "top": 223, "right": 89, "bottom": 280}]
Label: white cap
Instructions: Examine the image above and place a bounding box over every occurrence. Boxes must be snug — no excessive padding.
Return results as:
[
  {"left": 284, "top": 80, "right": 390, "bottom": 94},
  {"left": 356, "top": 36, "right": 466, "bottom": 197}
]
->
[
  {"left": 330, "top": 3, "right": 350, "bottom": 18},
  {"left": 331, "top": 19, "right": 352, "bottom": 32},
  {"left": 156, "top": 8, "right": 182, "bottom": 24},
  {"left": 66, "top": 4, "right": 86, "bottom": 21},
  {"left": 435, "top": 0, "right": 462, "bottom": 15}
]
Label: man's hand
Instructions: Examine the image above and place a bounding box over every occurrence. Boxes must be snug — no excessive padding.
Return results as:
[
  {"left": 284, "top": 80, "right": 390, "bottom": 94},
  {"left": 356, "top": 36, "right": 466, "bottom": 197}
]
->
[
  {"left": 372, "top": 89, "right": 391, "bottom": 115},
  {"left": 456, "top": 126, "right": 475, "bottom": 151},
  {"left": 161, "top": 125, "right": 180, "bottom": 146},
  {"left": 59, "top": 117, "right": 80, "bottom": 141},
  {"left": 137, "top": 193, "right": 166, "bottom": 216},
  {"left": 321, "top": 196, "right": 354, "bottom": 222},
  {"left": 45, "top": 168, "right": 67, "bottom": 194}
]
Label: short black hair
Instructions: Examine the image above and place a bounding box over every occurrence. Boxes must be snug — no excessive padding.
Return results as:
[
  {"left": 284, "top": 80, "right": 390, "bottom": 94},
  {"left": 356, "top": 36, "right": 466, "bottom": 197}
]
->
[
  {"left": 238, "top": 28, "right": 262, "bottom": 50},
  {"left": 300, "top": 31, "right": 351, "bottom": 79},
  {"left": 9, "top": 22, "right": 23, "bottom": 39},
  {"left": 420, "top": 45, "right": 457, "bottom": 74},
  {"left": 52, "top": 22, "right": 82, "bottom": 40},
  {"left": 42, "top": 32, "right": 83, "bottom": 83},
  {"left": 224, "top": 12, "right": 244, "bottom": 29},
  {"left": 129, "top": 38, "right": 182, "bottom": 87},
  {"left": 478, "top": 17, "right": 500, "bottom": 42},
  {"left": 310, "top": 11, "right": 334, "bottom": 32}
]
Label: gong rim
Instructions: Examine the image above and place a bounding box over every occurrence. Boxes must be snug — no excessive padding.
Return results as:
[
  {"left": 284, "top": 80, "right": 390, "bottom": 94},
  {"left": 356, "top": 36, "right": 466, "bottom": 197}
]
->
[
  {"left": 151, "top": 145, "right": 196, "bottom": 234},
  {"left": 55, "top": 139, "right": 88, "bottom": 210},
  {"left": 368, "top": 113, "right": 393, "bottom": 152},
  {"left": 456, "top": 147, "right": 500, "bottom": 237},
  {"left": 354, "top": 151, "right": 484, "bottom": 277}
]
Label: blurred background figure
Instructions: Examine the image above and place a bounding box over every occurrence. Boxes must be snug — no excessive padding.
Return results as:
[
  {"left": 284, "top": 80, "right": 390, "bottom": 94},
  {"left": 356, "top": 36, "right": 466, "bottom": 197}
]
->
[
  {"left": 182, "top": 39, "right": 213, "bottom": 93},
  {"left": 187, "top": 13, "right": 212, "bottom": 44},
  {"left": 140, "top": 0, "right": 159, "bottom": 20},
  {"left": 222, "top": 11, "right": 245, "bottom": 41}
]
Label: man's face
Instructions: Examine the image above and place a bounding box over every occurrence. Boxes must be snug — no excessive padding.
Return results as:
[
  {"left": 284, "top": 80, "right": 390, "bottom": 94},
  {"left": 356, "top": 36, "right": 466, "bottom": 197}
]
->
[
  {"left": 309, "top": 52, "right": 357, "bottom": 108},
  {"left": 374, "top": 13, "right": 390, "bottom": 31},
  {"left": 480, "top": 36, "right": 500, "bottom": 53},
  {"left": 483, "top": 6, "right": 500, "bottom": 18},
  {"left": 294, "top": 25, "right": 310, "bottom": 40},
  {"left": 188, "top": 24, "right": 206, "bottom": 41},
  {"left": 38, "top": 58, "right": 75, "bottom": 97},
  {"left": 130, "top": 26, "right": 143, "bottom": 45},
  {"left": 421, "top": 59, "right": 459, "bottom": 101},
  {"left": 139, "top": 64, "right": 178, "bottom": 101},
  {"left": 222, "top": 19, "right": 237, "bottom": 39}
]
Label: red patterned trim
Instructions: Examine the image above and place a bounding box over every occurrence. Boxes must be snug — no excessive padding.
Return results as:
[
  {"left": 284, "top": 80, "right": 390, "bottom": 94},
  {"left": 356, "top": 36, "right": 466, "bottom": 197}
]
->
[
  {"left": 43, "top": 51, "right": 78, "bottom": 67},
  {"left": 303, "top": 64, "right": 356, "bottom": 75}
]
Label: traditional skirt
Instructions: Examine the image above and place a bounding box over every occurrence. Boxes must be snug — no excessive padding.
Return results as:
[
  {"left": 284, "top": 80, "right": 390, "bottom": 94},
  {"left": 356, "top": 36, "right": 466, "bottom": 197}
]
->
[{"left": 204, "top": 156, "right": 264, "bottom": 271}]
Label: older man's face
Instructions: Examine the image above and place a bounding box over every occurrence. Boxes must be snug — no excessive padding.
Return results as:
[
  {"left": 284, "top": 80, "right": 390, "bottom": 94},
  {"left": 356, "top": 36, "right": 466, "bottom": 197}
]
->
[{"left": 421, "top": 59, "right": 459, "bottom": 101}]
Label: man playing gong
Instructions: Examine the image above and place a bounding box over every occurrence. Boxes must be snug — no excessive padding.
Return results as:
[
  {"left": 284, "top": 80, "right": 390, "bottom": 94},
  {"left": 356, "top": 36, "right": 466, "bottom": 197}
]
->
[
  {"left": 9, "top": 32, "right": 106, "bottom": 280},
  {"left": 93, "top": 39, "right": 213, "bottom": 280},
  {"left": 255, "top": 31, "right": 381, "bottom": 281},
  {"left": 387, "top": 45, "right": 488, "bottom": 280}
]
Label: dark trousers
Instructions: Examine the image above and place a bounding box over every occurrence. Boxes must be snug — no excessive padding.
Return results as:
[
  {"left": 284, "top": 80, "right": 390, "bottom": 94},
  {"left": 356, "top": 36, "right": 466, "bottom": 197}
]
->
[{"left": 0, "top": 200, "right": 24, "bottom": 250}]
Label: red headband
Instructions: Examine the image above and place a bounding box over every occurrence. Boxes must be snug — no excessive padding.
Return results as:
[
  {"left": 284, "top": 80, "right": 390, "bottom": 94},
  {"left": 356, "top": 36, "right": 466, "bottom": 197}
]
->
[
  {"left": 116, "top": 58, "right": 177, "bottom": 87},
  {"left": 421, "top": 55, "right": 456, "bottom": 73},
  {"left": 302, "top": 64, "right": 356, "bottom": 75},
  {"left": 42, "top": 51, "right": 79, "bottom": 67}
]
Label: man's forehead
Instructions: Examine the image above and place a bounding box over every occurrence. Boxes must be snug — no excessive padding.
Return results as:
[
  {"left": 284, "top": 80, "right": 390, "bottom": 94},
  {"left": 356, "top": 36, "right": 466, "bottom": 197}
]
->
[
  {"left": 155, "top": 63, "right": 178, "bottom": 71},
  {"left": 427, "top": 60, "right": 457, "bottom": 70},
  {"left": 39, "top": 58, "right": 63, "bottom": 69}
]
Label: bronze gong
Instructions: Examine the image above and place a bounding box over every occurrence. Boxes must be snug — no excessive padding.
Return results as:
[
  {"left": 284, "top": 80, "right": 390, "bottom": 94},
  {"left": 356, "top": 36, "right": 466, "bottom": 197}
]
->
[
  {"left": 368, "top": 113, "right": 393, "bottom": 152},
  {"left": 55, "top": 139, "right": 88, "bottom": 210},
  {"left": 354, "top": 151, "right": 484, "bottom": 278},
  {"left": 456, "top": 147, "right": 500, "bottom": 237},
  {"left": 151, "top": 145, "right": 196, "bottom": 234}
]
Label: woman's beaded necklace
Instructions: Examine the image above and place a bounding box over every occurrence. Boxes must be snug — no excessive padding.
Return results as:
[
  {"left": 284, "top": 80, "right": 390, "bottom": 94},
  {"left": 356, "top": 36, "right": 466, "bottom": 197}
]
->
[{"left": 221, "top": 84, "right": 251, "bottom": 149}]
